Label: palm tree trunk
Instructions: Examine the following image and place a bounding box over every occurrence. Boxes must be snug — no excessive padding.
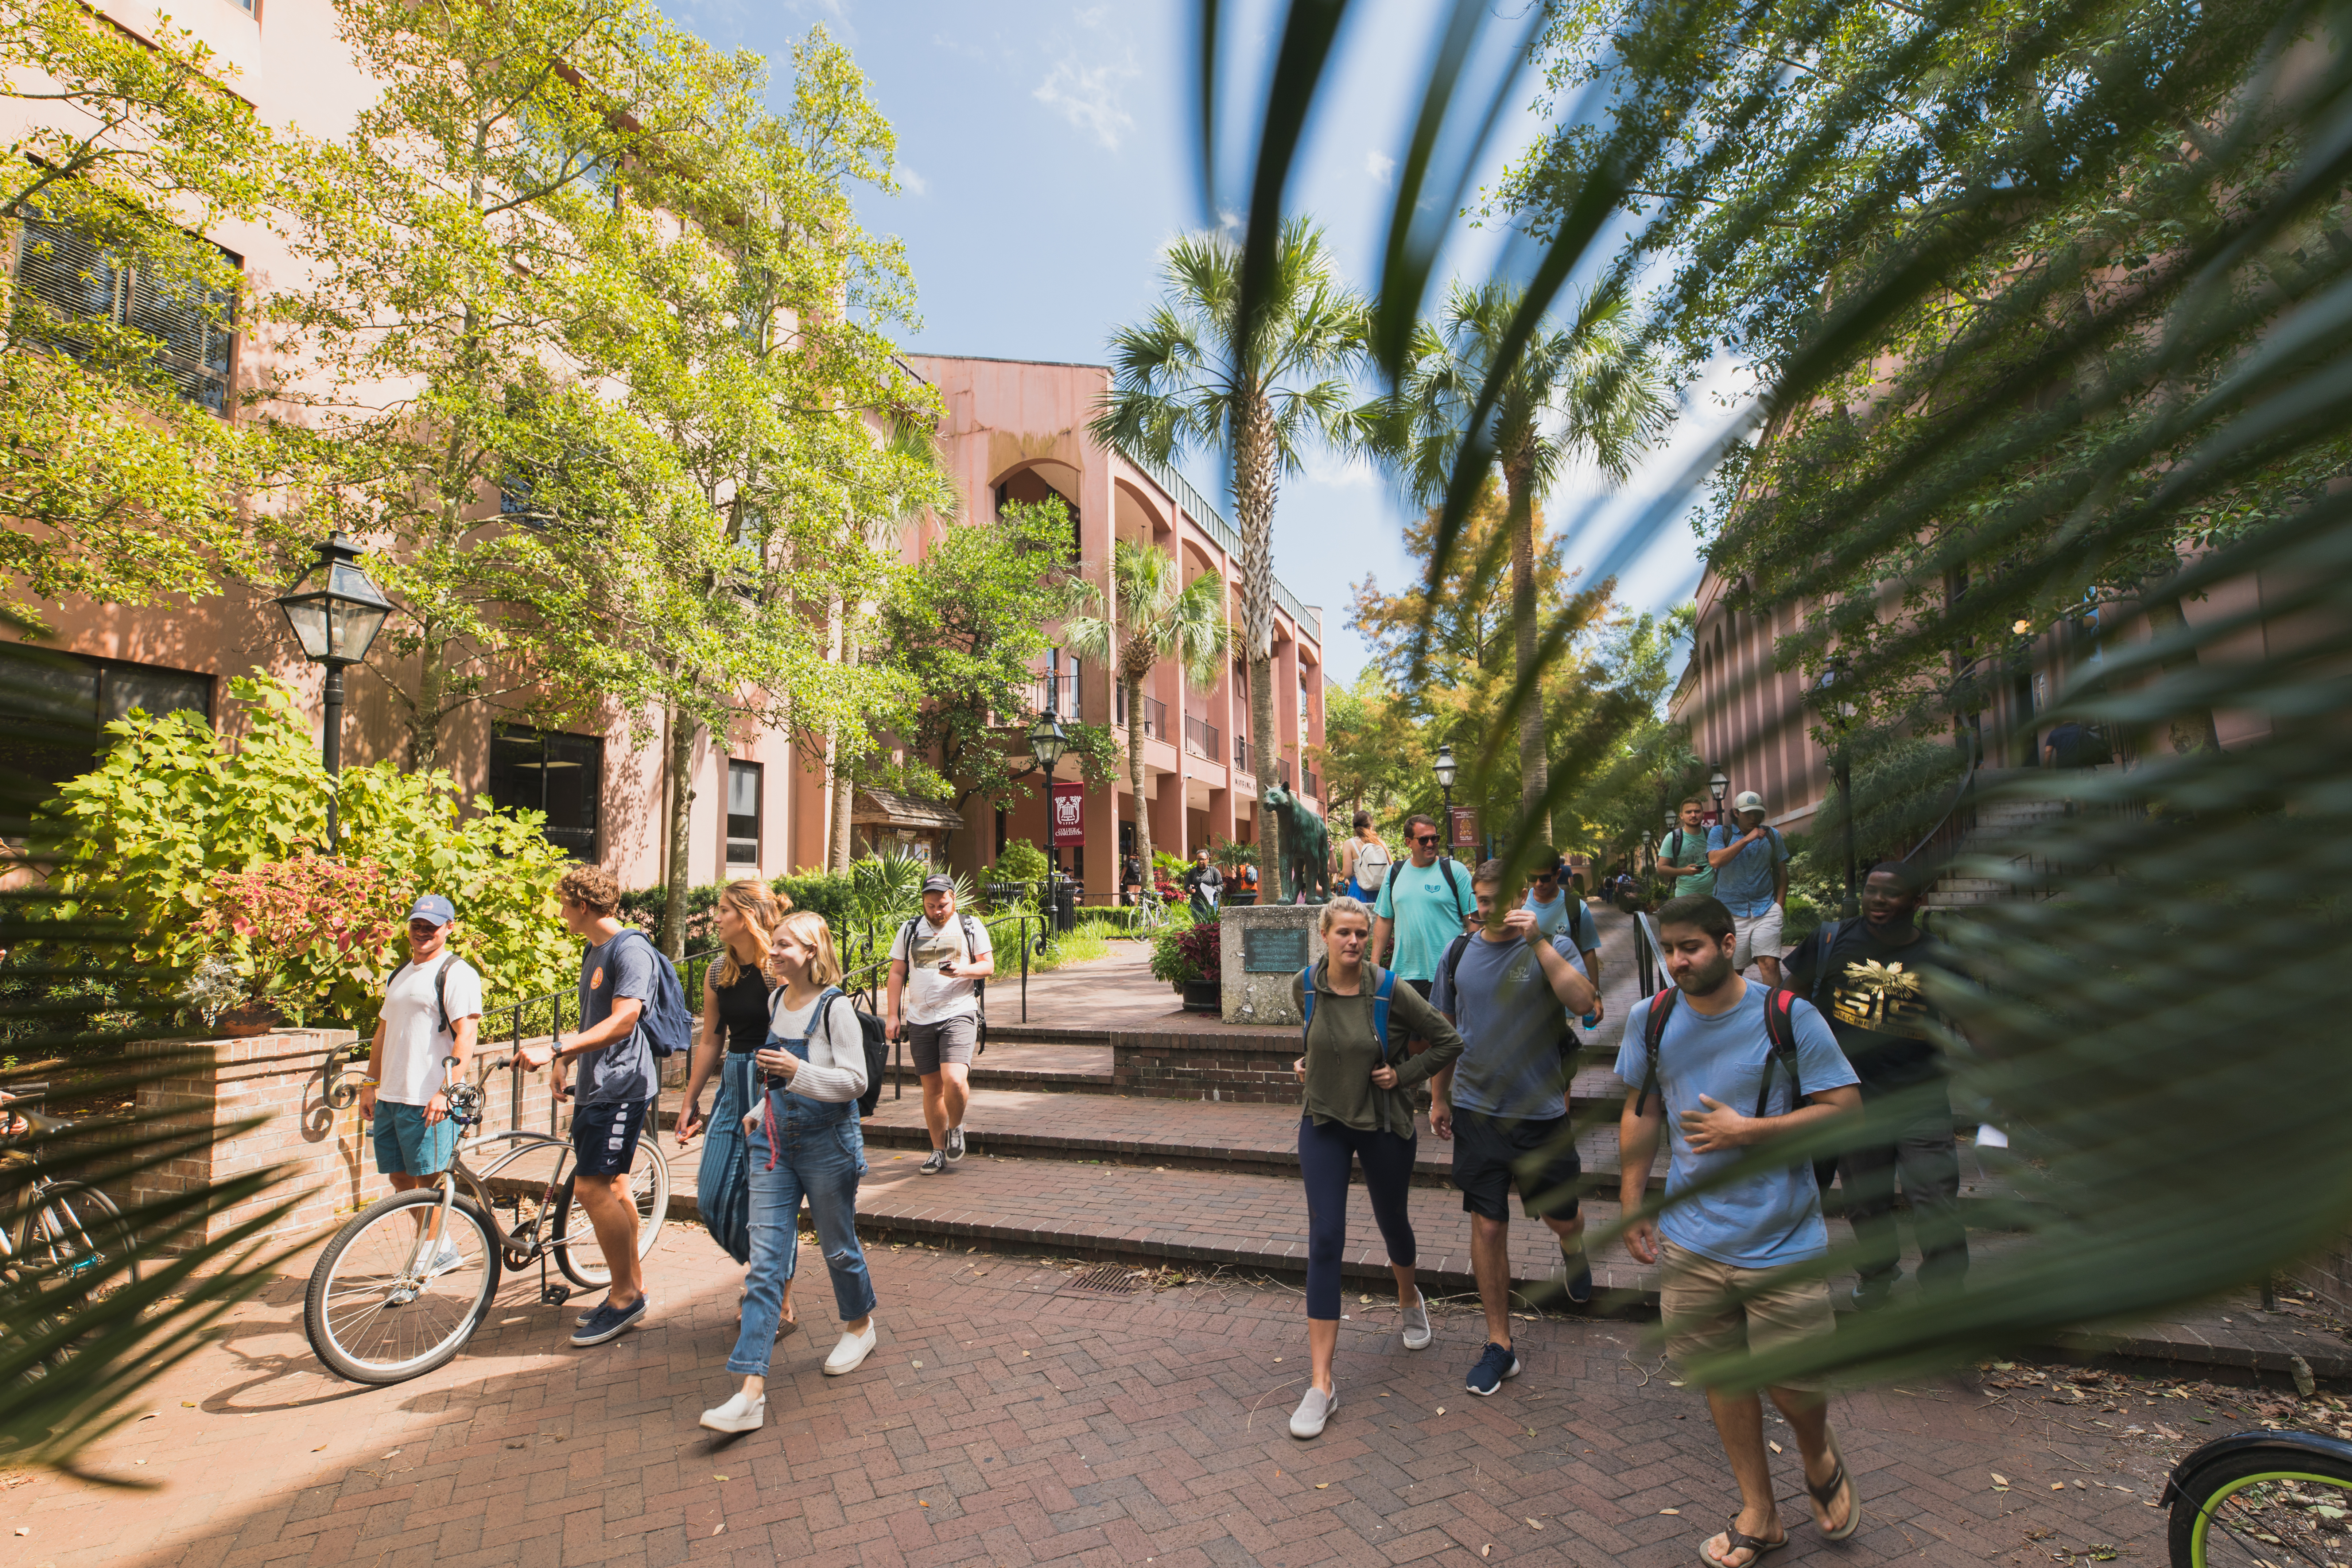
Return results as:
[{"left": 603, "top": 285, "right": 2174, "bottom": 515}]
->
[
  {"left": 1125, "top": 673, "right": 1152, "bottom": 896},
  {"left": 1235, "top": 391, "right": 1282, "bottom": 895},
  {"left": 830, "top": 631, "right": 861, "bottom": 872},
  {"left": 1504, "top": 458, "right": 1548, "bottom": 841},
  {"left": 660, "top": 703, "right": 696, "bottom": 961}
]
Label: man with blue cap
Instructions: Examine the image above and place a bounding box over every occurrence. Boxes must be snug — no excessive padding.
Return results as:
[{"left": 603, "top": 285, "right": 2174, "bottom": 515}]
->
[{"left": 358, "top": 893, "right": 484, "bottom": 1258}]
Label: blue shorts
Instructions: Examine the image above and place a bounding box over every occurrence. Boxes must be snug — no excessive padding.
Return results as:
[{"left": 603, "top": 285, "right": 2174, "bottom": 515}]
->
[
  {"left": 372, "top": 1101, "right": 458, "bottom": 1176},
  {"left": 571, "top": 1096, "right": 653, "bottom": 1178}
]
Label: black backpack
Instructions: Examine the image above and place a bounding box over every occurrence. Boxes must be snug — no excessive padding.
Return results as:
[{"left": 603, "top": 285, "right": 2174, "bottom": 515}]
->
[
  {"left": 387, "top": 952, "right": 462, "bottom": 1037},
  {"left": 851, "top": 1002, "right": 892, "bottom": 1118},
  {"left": 896, "top": 913, "right": 990, "bottom": 1057}
]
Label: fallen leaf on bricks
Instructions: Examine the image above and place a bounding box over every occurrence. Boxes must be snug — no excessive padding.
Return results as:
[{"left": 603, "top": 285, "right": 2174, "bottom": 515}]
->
[
  {"left": 2052, "top": 1483, "right": 2066, "bottom": 1491},
  {"left": 1315, "top": 1483, "right": 1329, "bottom": 1490},
  {"left": 1767, "top": 1441, "right": 1782, "bottom": 1454},
  {"left": 1525, "top": 1518, "right": 1544, "bottom": 1529},
  {"left": 136, "top": 1413, "right": 156, "bottom": 1422},
  {"left": 1481, "top": 1549, "right": 1491, "bottom": 1559},
  {"left": 912, "top": 1361, "right": 922, "bottom": 1368},
  {"left": 1660, "top": 1509, "right": 1680, "bottom": 1515},
  {"left": 711, "top": 1525, "right": 723, "bottom": 1537},
  {"left": 1992, "top": 1473, "right": 2010, "bottom": 1487},
  {"left": 714, "top": 1476, "right": 727, "bottom": 1482},
  {"left": 312, "top": 1445, "right": 327, "bottom": 1453},
  {"left": 1435, "top": 1407, "right": 1446, "bottom": 1416}
]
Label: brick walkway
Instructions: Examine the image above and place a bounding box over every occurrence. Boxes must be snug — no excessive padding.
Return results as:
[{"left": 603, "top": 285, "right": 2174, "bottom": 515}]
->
[{"left": 1, "top": 1233, "right": 2188, "bottom": 1568}]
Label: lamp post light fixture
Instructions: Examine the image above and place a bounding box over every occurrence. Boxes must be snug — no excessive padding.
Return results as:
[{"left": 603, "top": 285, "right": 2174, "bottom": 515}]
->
[
  {"left": 1432, "top": 741, "right": 1458, "bottom": 859},
  {"left": 1707, "top": 766, "right": 1729, "bottom": 815},
  {"left": 1815, "top": 659, "right": 1862, "bottom": 919},
  {"left": 272, "top": 531, "right": 394, "bottom": 852},
  {"left": 1026, "top": 706, "right": 1071, "bottom": 924}
]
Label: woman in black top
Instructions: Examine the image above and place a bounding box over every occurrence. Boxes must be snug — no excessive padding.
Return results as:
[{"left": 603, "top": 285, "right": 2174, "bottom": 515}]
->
[{"left": 676, "top": 880, "right": 789, "bottom": 1318}]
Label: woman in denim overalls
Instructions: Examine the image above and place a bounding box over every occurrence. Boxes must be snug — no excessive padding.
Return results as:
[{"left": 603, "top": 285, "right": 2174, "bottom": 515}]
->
[{"left": 700, "top": 911, "right": 877, "bottom": 1434}]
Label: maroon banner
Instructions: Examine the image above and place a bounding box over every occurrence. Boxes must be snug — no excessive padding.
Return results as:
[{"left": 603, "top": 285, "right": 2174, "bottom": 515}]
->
[
  {"left": 1447, "top": 806, "right": 1480, "bottom": 849},
  {"left": 1050, "top": 780, "right": 1086, "bottom": 847}
]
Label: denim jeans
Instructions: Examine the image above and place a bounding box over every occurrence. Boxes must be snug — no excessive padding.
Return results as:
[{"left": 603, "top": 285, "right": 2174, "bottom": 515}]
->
[{"left": 729, "top": 1107, "right": 875, "bottom": 1376}]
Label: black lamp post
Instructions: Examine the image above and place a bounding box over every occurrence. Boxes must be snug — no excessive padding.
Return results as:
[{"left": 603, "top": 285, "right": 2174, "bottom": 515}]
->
[
  {"left": 1815, "top": 660, "right": 1861, "bottom": 919},
  {"left": 1707, "top": 765, "right": 1729, "bottom": 821},
  {"left": 1433, "top": 741, "right": 1458, "bottom": 861},
  {"left": 1026, "top": 707, "right": 1070, "bottom": 925},
  {"left": 272, "top": 531, "right": 394, "bottom": 852}
]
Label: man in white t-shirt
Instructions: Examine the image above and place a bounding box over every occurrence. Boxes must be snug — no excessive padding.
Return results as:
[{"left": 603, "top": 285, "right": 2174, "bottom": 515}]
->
[
  {"left": 886, "top": 875, "right": 994, "bottom": 1175},
  {"left": 359, "top": 894, "right": 484, "bottom": 1240}
]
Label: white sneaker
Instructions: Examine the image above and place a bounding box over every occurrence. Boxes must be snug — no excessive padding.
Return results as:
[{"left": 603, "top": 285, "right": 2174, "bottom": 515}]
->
[
  {"left": 823, "top": 1321, "right": 877, "bottom": 1376},
  {"left": 1289, "top": 1382, "right": 1336, "bottom": 1439},
  {"left": 427, "top": 1244, "right": 463, "bottom": 1277},
  {"left": 698, "top": 1390, "right": 765, "bottom": 1434},
  {"left": 1401, "top": 1289, "right": 1432, "bottom": 1351}
]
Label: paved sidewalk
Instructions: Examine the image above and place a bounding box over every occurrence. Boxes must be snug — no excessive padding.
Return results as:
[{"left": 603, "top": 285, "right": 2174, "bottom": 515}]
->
[{"left": 0, "top": 1235, "right": 2184, "bottom": 1568}]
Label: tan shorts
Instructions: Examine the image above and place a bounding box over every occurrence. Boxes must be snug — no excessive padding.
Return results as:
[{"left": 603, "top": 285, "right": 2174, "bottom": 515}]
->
[
  {"left": 1732, "top": 905, "right": 1785, "bottom": 969},
  {"left": 1657, "top": 1237, "right": 1836, "bottom": 1392}
]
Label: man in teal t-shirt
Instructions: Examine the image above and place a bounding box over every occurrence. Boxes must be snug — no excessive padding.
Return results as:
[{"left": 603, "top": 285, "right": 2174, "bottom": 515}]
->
[
  {"left": 1372, "top": 812, "right": 1478, "bottom": 993},
  {"left": 1656, "top": 797, "right": 1715, "bottom": 899}
]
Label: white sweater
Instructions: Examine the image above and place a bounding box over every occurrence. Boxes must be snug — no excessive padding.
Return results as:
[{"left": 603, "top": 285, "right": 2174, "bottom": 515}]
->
[{"left": 755, "top": 991, "right": 868, "bottom": 1105}]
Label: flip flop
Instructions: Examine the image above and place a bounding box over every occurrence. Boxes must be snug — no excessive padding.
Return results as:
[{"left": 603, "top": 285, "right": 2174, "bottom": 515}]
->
[
  {"left": 1700, "top": 1520, "right": 1788, "bottom": 1567},
  {"left": 1806, "top": 1438, "right": 1863, "bottom": 1542}
]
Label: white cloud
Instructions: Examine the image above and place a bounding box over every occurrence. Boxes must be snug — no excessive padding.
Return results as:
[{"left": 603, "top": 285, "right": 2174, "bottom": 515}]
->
[
  {"left": 1034, "top": 52, "right": 1139, "bottom": 150},
  {"left": 1301, "top": 446, "right": 1379, "bottom": 492},
  {"left": 1365, "top": 151, "right": 1396, "bottom": 187},
  {"left": 899, "top": 164, "right": 927, "bottom": 197}
]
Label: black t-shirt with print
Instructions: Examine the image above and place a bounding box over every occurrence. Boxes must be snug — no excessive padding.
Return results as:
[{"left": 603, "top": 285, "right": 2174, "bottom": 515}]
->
[{"left": 1783, "top": 920, "right": 1959, "bottom": 1093}]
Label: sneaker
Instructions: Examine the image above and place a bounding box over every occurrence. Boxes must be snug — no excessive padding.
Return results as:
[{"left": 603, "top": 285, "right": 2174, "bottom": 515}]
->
[
  {"left": 571, "top": 1295, "right": 647, "bottom": 1347},
  {"left": 427, "top": 1243, "right": 464, "bottom": 1277},
  {"left": 1847, "top": 1284, "right": 1894, "bottom": 1314},
  {"left": 698, "top": 1390, "right": 766, "bottom": 1434},
  {"left": 1288, "top": 1382, "right": 1337, "bottom": 1440},
  {"left": 1400, "top": 1290, "right": 1432, "bottom": 1351},
  {"left": 823, "top": 1321, "right": 878, "bottom": 1376},
  {"left": 1465, "top": 1341, "right": 1520, "bottom": 1396},
  {"left": 919, "top": 1150, "right": 947, "bottom": 1175},
  {"left": 1560, "top": 1249, "right": 1594, "bottom": 1306},
  {"left": 946, "top": 1126, "right": 966, "bottom": 1163}
]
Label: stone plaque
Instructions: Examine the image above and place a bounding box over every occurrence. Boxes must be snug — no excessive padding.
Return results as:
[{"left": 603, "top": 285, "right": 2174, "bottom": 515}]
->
[{"left": 1242, "top": 925, "right": 1310, "bottom": 974}]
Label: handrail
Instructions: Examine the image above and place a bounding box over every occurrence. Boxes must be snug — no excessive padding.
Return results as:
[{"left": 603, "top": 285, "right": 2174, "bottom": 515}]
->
[{"left": 1904, "top": 729, "right": 1983, "bottom": 867}]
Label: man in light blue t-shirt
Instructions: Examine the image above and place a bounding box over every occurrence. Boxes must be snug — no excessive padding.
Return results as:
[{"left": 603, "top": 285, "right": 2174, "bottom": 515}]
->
[
  {"left": 1521, "top": 850, "right": 1602, "bottom": 1021},
  {"left": 1371, "top": 812, "right": 1476, "bottom": 993},
  {"left": 1615, "top": 893, "right": 1862, "bottom": 1566},
  {"left": 1707, "top": 790, "right": 1792, "bottom": 985}
]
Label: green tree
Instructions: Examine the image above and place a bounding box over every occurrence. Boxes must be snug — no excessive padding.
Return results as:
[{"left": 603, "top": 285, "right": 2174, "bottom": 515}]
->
[
  {"left": 1373, "top": 282, "right": 1672, "bottom": 838},
  {"left": 1090, "top": 217, "right": 1362, "bottom": 886},
  {"left": 0, "top": 0, "right": 297, "bottom": 628},
  {"left": 1061, "top": 539, "right": 1233, "bottom": 888}
]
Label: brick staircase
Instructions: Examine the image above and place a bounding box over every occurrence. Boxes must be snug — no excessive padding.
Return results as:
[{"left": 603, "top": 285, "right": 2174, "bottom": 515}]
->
[{"left": 1926, "top": 768, "right": 2116, "bottom": 908}]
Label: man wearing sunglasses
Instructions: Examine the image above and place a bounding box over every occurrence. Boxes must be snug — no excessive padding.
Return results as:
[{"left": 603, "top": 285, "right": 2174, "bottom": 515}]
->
[{"left": 1371, "top": 814, "right": 1478, "bottom": 1009}]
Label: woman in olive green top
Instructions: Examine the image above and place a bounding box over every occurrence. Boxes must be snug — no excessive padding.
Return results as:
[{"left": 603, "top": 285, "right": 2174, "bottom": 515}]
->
[{"left": 1284, "top": 896, "right": 1466, "bottom": 1439}]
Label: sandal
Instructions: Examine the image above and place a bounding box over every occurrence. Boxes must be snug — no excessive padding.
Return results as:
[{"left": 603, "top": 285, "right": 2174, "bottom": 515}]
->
[
  {"left": 1806, "top": 1439, "right": 1863, "bottom": 1542},
  {"left": 1700, "top": 1521, "right": 1788, "bottom": 1567}
]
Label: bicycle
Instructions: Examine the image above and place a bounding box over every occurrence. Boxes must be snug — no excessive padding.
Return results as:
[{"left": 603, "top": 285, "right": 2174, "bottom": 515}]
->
[
  {"left": 301, "top": 1052, "right": 669, "bottom": 1385},
  {"left": 2163, "top": 1427, "right": 2352, "bottom": 1566}
]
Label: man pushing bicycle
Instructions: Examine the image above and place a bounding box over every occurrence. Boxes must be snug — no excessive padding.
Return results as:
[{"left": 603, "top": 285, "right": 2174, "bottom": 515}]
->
[{"left": 357, "top": 894, "right": 483, "bottom": 1272}]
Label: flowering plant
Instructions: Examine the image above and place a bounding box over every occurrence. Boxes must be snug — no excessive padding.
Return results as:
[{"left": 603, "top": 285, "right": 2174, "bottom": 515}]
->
[
  {"left": 194, "top": 854, "right": 410, "bottom": 1022},
  {"left": 1149, "top": 912, "right": 1222, "bottom": 987}
]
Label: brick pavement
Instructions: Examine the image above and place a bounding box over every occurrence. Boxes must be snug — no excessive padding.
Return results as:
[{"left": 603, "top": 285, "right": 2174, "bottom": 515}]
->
[{"left": 0, "top": 1232, "right": 2186, "bottom": 1568}]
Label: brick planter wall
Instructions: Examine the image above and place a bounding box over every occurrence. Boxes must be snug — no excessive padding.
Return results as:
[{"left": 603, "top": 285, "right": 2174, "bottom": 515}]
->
[{"left": 1111, "top": 1022, "right": 1307, "bottom": 1103}]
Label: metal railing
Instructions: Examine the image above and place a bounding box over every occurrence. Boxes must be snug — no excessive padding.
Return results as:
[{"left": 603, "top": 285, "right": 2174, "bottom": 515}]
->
[
  {"left": 1184, "top": 713, "right": 1218, "bottom": 759},
  {"left": 1115, "top": 688, "right": 1169, "bottom": 739},
  {"left": 1234, "top": 735, "right": 1251, "bottom": 773},
  {"left": 1301, "top": 766, "right": 1320, "bottom": 800},
  {"left": 1115, "top": 445, "right": 1323, "bottom": 639},
  {"left": 1278, "top": 756, "right": 1294, "bottom": 789},
  {"left": 1030, "top": 672, "right": 1080, "bottom": 717}
]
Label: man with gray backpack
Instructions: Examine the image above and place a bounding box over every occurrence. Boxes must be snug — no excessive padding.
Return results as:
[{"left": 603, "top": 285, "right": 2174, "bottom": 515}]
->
[{"left": 886, "top": 875, "right": 994, "bottom": 1175}]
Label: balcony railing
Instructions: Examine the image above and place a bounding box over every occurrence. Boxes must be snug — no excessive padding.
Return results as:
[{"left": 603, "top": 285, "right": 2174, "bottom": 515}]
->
[
  {"left": 1302, "top": 766, "right": 1320, "bottom": 800},
  {"left": 1114, "top": 688, "right": 1169, "bottom": 739},
  {"left": 1113, "top": 445, "right": 1324, "bottom": 639},
  {"left": 1278, "top": 756, "right": 1294, "bottom": 789},
  {"left": 1030, "top": 672, "right": 1079, "bottom": 717},
  {"left": 1184, "top": 713, "right": 1218, "bottom": 759},
  {"left": 1234, "top": 735, "right": 1251, "bottom": 774}
]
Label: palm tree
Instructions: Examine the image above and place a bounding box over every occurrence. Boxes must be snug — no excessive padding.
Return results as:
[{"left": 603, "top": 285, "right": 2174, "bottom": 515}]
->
[
  {"left": 1380, "top": 282, "right": 1671, "bottom": 836},
  {"left": 1062, "top": 539, "right": 1232, "bottom": 894},
  {"left": 1090, "top": 216, "right": 1361, "bottom": 886}
]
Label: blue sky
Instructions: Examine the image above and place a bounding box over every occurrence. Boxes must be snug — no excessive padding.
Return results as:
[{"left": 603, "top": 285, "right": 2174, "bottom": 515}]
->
[{"left": 664, "top": 0, "right": 1716, "bottom": 684}]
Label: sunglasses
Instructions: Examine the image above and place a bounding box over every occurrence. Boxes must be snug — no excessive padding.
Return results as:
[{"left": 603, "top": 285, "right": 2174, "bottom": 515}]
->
[{"left": 1413, "top": 833, "right": 1439, "bottom": 845}]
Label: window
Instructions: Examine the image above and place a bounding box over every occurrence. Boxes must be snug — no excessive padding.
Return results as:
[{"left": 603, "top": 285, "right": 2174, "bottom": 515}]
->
[
  {"left": 487, "top": 724, "right": 602, "bottom": 860},
  {"left": 14, "top": 216, "right": 238, "bottom": 412},
  {"left": 725, "top": 760, "right": 761, "bottom": 865},
  {"left": 0, "top": 652, "right": 211, "bottom": 787}
]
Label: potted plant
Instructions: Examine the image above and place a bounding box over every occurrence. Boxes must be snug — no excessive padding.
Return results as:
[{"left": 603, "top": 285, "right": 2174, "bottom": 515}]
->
[
  {"left": 1150, "top": 916, "right": 1222, "bottom": 1010},
  {"left": 1211, "top": 837, "right": 1258, "bottom": 905},
  {"left": 187, "top": 854, "right": 409, "bottom": 1033}
]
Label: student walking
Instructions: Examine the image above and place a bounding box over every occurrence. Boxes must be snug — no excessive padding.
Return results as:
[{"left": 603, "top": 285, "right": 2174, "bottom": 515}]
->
[
  {"left": 699, "top": 910, "right": 878, "bottom": 1433},
  {"left": 1707, "top": 791, "right": 1792, "bottom": 984},
  {"left": 886, "top": 875, "right": 995, "bottom": 1175},
  {"left": 1428, "top": 861, "right": 1601, "bottom": 1397},
  {"left": 1337, "top": 811, "right": 1392, "bottom": 902},
  {"left": 358, "top": 893, "right": 483, "bottom": 1269},
  {"left": 1656, "top": 797, "right": 1716, "bottom": 900},
  {"left": 1371, "top": 814, "right": 1477, "bottom": 1004},
  {"left": 516, "top": 864, "right": 678, "bottom": 1347},
  {"left": 674, "top": 880, "right": 797, "bottom": 1330},
  {"left": 1783, "top": 861, "right": 1969, "bottom": 1310},
  {"left": 1185, "top": 848, "right": 1224, "bottom": 921},
  {"left": 1522, "top": 849, "right": 1603, "bottom": 1019},
  {"left": 1282, "top": 896, "right": 1465, "bottom": 1440},
  {"left": 1616, "top": 895, "right": 1863, "bottom": 1567}
]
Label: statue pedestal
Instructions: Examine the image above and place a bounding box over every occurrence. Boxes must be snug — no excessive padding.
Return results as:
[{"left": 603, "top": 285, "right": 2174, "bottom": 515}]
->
[{"left": 1219, "top": 903, "right": 1325, "bottom": 1025}]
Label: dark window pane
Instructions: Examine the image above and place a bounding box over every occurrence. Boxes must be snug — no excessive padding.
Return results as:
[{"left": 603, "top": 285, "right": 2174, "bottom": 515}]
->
[
  {"left": 726, "top": 760, "right": 759, "bottom": 864},
  {"left": 102, "top": 665, "right": 209, "bottom": 725},
  {"left": 0, "top": 653, "right": 208, "bottom": 788},
  {"left": 487, "top": 724, "right": 601, "bottom": 861}
]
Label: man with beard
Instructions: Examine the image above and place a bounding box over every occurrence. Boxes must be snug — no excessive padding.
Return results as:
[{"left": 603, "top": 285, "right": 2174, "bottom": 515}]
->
[
  {"left": 1616, "top": 895, "right": 1862, "bottom": 1568},
  {"left": 1783, "top": 861, "right": 1969, "bottom": 1311}
]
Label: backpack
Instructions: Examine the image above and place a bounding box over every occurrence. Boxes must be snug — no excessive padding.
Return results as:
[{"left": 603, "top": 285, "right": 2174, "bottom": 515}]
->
[
  {"left": 896, "top": 913, "right": 989, "bottom": 1057},
  {"left": 1634, "top": 984, "right": 1807, "bottom": 1128},
  {"left": 1352, "top": 838, "right": 1392, "bottom": 894},
  {"left": 1299, "top": 963, "right": 1400, "bottom": 1064},
  {"left": 388, "top": 952, "right": 463, "bottom": 1039},
  {"left": 608, "top": 929, "right": 694, "bottom": 1059},
  {"left": 1436, "top": 934, "right": 1583, "bottom": 1064}
]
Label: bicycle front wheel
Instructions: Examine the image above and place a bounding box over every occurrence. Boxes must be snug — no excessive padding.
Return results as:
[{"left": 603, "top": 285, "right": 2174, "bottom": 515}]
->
[
  {"left": 20, "top": 1181, "right": 139, "bottom": 1304},
  {"left": 304, "top": 1189, "right": 501, "bottom": 1385},
  {"left": 551, "top": 1138, "right": 670, "bottom": 1290},
  {"left": 2167, "top": 1437, "right": 2352, "bottom": 1568}
]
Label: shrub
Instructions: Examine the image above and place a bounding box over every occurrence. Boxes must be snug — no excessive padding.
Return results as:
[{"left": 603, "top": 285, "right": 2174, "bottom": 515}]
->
[
  {"left": 37, "top": 675, "right": 577, "bottom": 1030},
  {"left": 194, "top": 854, "right": 409, "bottom": 1023},
  {"left": 992, "top": 841, "right": 1049, "bottom": 885},
  {"left": 1150, "top": 912, "right": 1221, "bottom": 987}
]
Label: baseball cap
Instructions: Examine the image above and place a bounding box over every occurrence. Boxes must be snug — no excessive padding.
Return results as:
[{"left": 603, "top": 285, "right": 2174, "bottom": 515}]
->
[
  {"left": 920, "top": 874, "right": 956, "bottom": 895},
  {"left": 1732, "top": 791, "right": 1766, "bottom": 814},
  {"left": 407, "top": 893, "right": 457, "bottom": 927}
]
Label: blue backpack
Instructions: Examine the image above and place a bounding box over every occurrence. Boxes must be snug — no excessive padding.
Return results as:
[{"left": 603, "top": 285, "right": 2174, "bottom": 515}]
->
[
  {"left": 610, "top": 929, "right": 694, "bottom": 1058},
  {"left": 1299, "top": 964, "right": 1400, "bottom": 1063}
]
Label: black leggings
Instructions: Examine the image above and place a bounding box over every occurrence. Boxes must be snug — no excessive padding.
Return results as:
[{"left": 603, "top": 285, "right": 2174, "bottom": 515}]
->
[{"left": 1298, "top": 1115, "right": 1419, "bottom": 1320}]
